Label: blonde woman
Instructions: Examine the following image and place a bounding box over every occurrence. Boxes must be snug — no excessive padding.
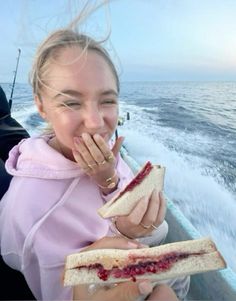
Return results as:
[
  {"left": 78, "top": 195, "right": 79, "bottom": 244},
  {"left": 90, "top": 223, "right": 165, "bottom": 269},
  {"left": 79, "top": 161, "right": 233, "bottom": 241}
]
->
[{"left": 0, "top": 29, "right": 188, "bottom": 300}]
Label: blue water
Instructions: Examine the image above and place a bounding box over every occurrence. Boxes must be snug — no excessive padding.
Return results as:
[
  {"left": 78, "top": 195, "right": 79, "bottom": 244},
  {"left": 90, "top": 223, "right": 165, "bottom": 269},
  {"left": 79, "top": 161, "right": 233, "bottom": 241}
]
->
[{"left": 1, "top": 81, "right": 236, "bottom": 272}]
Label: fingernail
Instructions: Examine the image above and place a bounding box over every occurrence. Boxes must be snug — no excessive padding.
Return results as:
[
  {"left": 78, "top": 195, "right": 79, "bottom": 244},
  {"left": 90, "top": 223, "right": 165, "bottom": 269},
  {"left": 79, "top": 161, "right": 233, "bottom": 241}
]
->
[
  {"left": 138, "top": 281, "right": 153, "bottom": 295},
  {"left": 93, "top": 133, "right": 100, "bottom": 140}
]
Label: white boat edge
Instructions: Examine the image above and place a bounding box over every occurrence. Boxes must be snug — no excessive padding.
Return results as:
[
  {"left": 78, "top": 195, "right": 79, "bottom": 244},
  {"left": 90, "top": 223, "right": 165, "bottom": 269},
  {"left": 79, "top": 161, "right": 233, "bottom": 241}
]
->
[{"left": 121, "top": 146, "right": 236, "bottom": 300}]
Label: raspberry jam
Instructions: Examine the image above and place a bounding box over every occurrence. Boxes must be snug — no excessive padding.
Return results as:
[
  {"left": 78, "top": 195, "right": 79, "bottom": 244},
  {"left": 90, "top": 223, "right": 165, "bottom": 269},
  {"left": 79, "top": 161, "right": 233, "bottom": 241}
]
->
[
  {"left": 77, "top": 251, "right": 196, "bottom": 281},
  {"left": 113, "top": 161, "right": 153, "bottom": 201}
]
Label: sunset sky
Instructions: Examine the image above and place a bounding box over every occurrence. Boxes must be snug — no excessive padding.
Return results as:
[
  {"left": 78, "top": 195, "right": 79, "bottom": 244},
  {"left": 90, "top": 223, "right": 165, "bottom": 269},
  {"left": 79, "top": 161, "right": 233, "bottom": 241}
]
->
[{"left": 1, "top": 0, "right": 236, "bottom": 83}]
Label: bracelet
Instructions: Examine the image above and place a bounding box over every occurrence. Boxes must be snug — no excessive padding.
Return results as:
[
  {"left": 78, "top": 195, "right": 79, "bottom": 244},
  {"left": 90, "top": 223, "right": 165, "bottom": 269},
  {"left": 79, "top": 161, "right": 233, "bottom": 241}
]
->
[
  {"left": 97, "top": 171, "right": 118, "bottom": 189},
  {"left": 110, "top": 217, "right": 133, "bottom": 239}
]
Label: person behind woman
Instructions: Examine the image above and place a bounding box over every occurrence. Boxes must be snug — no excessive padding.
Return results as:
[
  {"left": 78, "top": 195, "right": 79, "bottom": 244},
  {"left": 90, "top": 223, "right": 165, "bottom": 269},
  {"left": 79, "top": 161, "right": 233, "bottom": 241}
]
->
[
  {"left": 0, "top": 85, "right": 30, "bottom": 198},
  {"left": 0, "top": 85, "right": 30, "bottom": 163},
  {"left": 0, "top": 28, "right": 188, "bottom": 300}
]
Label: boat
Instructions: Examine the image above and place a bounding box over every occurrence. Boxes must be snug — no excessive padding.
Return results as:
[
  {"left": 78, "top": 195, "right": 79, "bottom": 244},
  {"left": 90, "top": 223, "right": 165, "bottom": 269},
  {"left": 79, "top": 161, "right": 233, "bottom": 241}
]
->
[{"left": 121, "top": 146, "right": 236, "bottom": 300}]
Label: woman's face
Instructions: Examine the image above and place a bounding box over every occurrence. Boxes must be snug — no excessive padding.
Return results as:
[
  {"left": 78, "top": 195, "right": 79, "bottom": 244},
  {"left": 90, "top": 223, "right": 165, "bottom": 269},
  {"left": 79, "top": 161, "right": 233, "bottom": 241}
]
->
[{"left": 36, "top": 46, "right": 119, "bottom": 159}]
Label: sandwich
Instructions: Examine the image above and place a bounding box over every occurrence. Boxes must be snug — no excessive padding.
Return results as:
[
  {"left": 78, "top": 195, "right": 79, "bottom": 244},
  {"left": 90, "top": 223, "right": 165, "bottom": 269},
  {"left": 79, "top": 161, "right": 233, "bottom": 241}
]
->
[
  {"left": 98, "top": 161, "right": 165, "bottom": 218},
  {"left": 64, "top": 237, "right": 226, "bottom": 286}
]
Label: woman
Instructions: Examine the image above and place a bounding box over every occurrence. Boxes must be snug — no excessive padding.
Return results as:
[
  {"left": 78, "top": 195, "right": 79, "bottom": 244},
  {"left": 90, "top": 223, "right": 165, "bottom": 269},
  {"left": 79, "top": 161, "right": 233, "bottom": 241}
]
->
[{"left": 0, "top": 29, "right": 188, "bottom": 300}]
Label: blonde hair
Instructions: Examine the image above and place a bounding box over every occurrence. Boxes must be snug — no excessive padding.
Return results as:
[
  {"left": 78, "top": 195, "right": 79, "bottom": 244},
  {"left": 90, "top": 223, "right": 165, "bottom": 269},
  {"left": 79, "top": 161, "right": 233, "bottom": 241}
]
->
[{"left": 29, "top": 29, "right": 120, "bottom": 97}]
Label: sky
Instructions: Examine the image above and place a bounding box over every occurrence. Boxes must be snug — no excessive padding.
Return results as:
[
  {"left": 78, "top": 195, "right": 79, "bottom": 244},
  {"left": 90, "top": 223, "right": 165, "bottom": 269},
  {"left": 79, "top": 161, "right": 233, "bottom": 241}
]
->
[{"left": 0, "top": 0, "right": 236, "bottom": 83}]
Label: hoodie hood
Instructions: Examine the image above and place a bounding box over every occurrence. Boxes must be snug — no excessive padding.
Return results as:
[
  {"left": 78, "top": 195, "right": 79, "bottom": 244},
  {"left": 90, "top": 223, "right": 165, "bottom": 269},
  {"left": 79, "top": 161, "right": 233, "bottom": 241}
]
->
[{"left": 6, "top": 136, "right": 83, "bottom": 179}]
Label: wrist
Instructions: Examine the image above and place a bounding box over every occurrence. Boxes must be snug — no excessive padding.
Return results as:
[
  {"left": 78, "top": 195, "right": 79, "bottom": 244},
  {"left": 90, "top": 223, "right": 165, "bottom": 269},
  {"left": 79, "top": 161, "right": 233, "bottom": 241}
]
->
[
  {"left": 97, "top": 171, "right": 119, "bottom": 191},
  {"left": 110, "top": 217, "right": 134, "bottom": 239}
]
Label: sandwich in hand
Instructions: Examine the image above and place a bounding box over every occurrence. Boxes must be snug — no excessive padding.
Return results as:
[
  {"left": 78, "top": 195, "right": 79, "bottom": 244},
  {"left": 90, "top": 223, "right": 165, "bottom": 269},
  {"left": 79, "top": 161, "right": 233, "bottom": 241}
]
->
[
  {"left": 64, "top": 237, "right": 226, "bottom": 286},
  {"left": 98, "top": 161, "right": 165, "bottom": 218}
]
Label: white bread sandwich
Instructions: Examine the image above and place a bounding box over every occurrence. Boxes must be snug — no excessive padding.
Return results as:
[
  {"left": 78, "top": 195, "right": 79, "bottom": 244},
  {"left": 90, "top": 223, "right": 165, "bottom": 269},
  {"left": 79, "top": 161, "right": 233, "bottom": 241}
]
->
[
  {"left": 98, "top": 161, "right": 165, "bottom": 218},
  {"left": 64, "top": 237, "right": 226, "bottom": 286}
]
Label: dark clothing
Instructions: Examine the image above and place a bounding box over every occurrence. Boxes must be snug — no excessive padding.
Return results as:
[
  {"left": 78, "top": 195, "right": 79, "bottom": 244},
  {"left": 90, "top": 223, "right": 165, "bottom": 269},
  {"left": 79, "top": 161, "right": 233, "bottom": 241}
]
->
[
  {"left": 0, "top": 85, "right": 30, "bottom": 162},
  {"left": 0, "top": 158, "right": 12, "bottom": 199},
  {"left": 0, "top": 85, "right": 35, "bottom": 300}
]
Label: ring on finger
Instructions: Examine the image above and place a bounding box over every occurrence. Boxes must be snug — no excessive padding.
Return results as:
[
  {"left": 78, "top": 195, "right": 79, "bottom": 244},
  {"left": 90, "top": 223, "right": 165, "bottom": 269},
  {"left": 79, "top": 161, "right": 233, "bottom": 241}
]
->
[
  {"left": 88, "top": 163, "right": 97, "bottom": 168},
  {"left": 98, "top": 160, "right": 106, "bottom": 165},
  {"left": 106, "top": 153, "right": 114, "bottom": 162},
  {"left": 151, "top": 224, "right": 159, "bottom": 230},
  {"left": 140, "top": 222, "right": 151, "bottom": 229}
]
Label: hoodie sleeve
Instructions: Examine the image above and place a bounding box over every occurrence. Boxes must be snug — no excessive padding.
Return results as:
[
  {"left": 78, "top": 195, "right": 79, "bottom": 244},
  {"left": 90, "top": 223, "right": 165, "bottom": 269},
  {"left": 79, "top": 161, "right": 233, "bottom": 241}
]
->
[{"left": 0, "top": 176, "right": 75, "bottom": 300}]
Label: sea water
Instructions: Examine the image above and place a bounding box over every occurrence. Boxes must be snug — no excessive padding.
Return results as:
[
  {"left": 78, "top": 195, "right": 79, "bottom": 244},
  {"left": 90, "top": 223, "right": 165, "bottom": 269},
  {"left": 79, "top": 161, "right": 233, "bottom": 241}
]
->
[{"left": 1, "top": 81, "right": 236, "bottom": 273}]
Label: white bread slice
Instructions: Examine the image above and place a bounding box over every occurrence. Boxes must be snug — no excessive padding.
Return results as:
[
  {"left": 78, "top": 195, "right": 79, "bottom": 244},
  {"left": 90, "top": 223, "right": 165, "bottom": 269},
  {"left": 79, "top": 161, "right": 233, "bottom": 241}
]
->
[
  {"left": 64, "top": 237, "right": 226, "bottom": 286},
  {"left": 98, "top": 162, "right": 165, "bottom": 218}
]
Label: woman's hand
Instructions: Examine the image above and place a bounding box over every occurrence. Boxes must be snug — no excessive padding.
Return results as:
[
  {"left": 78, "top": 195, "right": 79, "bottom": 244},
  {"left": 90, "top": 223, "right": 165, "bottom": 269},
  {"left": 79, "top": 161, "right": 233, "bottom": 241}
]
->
[
  {"left": 72, "top": 133, "right": 123, "bottom": 192},
  {"left": 147, "top": 284, "right": 180, "bottom": 301},
  {"left": 73, "top": 236, "right": 154, "bottom": 301},
  {"left": 74, "top": 282, "right": 179, "bottom": 301},
  {"left": 74, "top": 281, "right": 154, "bottom": 301},
  {"left": 114, "top": 190, "right": 166, "bottom": 239}
]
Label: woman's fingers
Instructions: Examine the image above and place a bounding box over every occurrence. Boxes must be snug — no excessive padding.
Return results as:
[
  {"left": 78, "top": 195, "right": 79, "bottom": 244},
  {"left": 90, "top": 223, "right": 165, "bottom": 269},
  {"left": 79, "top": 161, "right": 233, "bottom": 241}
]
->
[
  {"left": 154, "top": 192, "right": 166, "bottom": 227},
  {"left": 73, "top": 280, "right": 153, "bottom": 301},
  {"left": 147, "top": 284, "right": 179, "bottom": 301},
  {"left": 73, "top": 136, "right": 96, "bottom": 167},
  {"left": 90, "top": 280, "right": 153, "bottom": 301},
  {"left": 128, "top": 196, "right": 150, "bottom": 225},
  {"left": 72, "top": 148, "right": 91, "bottom": 171},
  {"left": 82, "top": 133, "right": 105, "bottom": 164},
  {"left": 116, "top": 190, "right": 166, "bottom": 238},
  {"left": 140, "top": 189, "right": 160, "bottom": 227},
  {"left": 111, "top": 136, "right": 125, "bottom": 157},
  {"left": 73, "top": 133, "right": 118, "bottom": 168}
]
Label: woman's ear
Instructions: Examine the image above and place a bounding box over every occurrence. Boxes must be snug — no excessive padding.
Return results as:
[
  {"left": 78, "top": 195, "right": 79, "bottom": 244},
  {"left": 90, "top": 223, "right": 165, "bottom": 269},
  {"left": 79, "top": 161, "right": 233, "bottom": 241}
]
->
[{"left": 34, "top": 94, "right": 47, "bottom": 120}]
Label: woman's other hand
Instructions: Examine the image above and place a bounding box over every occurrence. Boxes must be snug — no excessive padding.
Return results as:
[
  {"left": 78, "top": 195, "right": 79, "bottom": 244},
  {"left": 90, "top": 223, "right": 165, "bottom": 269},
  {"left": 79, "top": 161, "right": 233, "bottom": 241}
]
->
[
  {"left": 115, "top": 190, "right": 166, "bottom": 239},
  {"left": 72, "top": 133, "right": 124, "bottom": 193}
]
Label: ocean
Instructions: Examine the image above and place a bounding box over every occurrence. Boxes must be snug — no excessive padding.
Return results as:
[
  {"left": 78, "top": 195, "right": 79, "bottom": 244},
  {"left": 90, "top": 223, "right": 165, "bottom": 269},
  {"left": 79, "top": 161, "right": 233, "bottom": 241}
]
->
[{"left": 1, "top": 81, "right": 236, "bottom": 273}]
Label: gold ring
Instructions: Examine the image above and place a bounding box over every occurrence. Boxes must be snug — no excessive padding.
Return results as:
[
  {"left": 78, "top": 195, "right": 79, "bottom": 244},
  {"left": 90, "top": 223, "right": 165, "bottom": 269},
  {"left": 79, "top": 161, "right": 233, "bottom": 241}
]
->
[
  {"left": 140, "top": 222, "right": 151, "bottom": 229},
  {"left": 151, "top": 224, "right": 159, "bottom": 230},
  {"left": 106, "top": 153, "right": 114, "bottom": 162},
  {"left": 88, "top": 163, "right": 97, "bottom": 168},
  {"left": 98, "top": 160, "right": 106, "bottom": 165}
]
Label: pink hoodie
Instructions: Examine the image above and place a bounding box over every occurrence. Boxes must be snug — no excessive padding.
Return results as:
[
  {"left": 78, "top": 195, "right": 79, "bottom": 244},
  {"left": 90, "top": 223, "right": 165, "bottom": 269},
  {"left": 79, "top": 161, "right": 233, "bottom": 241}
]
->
[{"left": 0, "top": 135, "right": 134, "bottom": 300}]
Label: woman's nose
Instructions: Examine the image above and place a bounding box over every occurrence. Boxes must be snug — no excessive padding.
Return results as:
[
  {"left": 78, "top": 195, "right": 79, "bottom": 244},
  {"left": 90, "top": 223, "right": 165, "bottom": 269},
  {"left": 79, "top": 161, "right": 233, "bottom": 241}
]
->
[{"left": 83, "top": 107, "right": 104, "bottom": 129}]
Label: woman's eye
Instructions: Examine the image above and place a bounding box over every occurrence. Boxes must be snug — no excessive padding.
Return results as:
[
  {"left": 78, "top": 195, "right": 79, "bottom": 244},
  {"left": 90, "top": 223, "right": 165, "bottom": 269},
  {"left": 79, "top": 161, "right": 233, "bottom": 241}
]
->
[
  {"left": 101, "top": 99, "right": 117, "bottom": 105},
  {"left": 62, "top": 101, "right": 81, "bottom": 108}
]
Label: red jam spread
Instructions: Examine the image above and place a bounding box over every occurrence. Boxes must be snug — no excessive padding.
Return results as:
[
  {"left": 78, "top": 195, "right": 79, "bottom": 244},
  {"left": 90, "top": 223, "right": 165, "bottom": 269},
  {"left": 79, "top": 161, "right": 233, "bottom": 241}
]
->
[
  {"left": 76, "top": 251, "right": 201, "bottom": 281},
  {"left": 113, "top": 161, "right": 153, "bottom": 201}
]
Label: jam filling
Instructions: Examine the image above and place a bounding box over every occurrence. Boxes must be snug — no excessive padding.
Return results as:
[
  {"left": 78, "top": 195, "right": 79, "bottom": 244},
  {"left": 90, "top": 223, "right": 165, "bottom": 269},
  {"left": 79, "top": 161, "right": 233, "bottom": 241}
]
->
[
  {"left": 75, "top": 251, "right": 201, "bottom": 281},
  {"left": 113, "top": 161, "right": 153, "bottom": 202}
]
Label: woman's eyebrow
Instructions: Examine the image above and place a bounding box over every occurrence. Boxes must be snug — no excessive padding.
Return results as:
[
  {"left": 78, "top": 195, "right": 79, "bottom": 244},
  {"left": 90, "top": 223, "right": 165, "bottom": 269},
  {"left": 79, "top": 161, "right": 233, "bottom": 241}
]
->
[
  {"left": 100, "top": 89, "right": 118, "bottom": 97},
  {"left": 53, "top": 90, "right": 82, "bottom": 99},
  {"left": 53, "top": 89, "right": 118, "bottom": 99}
]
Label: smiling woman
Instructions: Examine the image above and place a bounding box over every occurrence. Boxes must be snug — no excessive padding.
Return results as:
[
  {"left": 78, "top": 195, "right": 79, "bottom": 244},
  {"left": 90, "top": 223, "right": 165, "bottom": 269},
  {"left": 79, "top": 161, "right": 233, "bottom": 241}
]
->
[
  {"left": 34, "top": 44, "right": 119, "bottom": 163},
  {"left": 0, "top": 12, "right": 187, "bottom": 301}
]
